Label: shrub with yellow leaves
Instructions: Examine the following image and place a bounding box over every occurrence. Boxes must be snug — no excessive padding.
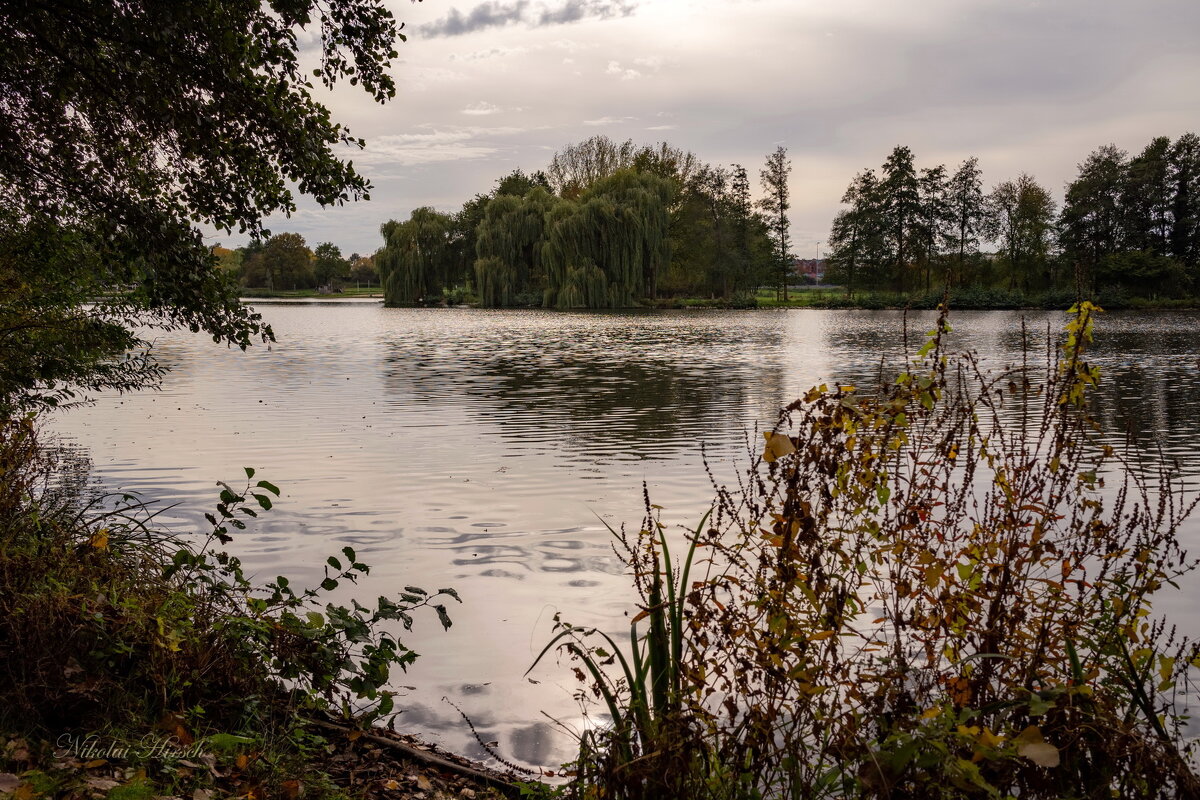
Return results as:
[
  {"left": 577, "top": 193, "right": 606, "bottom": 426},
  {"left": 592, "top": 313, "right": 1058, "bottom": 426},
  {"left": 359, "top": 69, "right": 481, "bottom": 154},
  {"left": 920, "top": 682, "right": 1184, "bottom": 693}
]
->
[{"left": 551, "top": 304, "right": 1200, "bottom": 799}]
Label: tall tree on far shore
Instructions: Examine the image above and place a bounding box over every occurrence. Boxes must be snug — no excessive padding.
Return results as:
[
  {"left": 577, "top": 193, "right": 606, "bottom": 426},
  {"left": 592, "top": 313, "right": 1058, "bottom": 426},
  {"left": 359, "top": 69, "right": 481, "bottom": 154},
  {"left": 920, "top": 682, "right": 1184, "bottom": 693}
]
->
[
  {"left": 542, "top": 170, "right": 673, "bottom": 308},
  {"left": 242, "top": 232, "right": 314, "bottom": 290},
  {"left": 313, "top": 242, "right": 349, "bottom": 290},
  {"left": 729, "top": 164, "right": 758, "bottom": 289},
  {"left": 1170, "top": 133, "right": 1200, "bottom": 280},
  {"left": 945, "top": 157, "right": 989, "bottom": 288},
  {"left": 758, "top": 146, "right": 792, "bottom": 301},
  {"left": 1059, "top": 144, "right": 1128, "bottom": 293},
  {"left": 1122, "top": 137, "right": 1174, "bottom": 256},
  {"left": 916, "top": 164, "right": 950, "bottom": 293},
  {"left": 826, "top": 169, "right": 884, "bottom": 296},
  {"left": 879, "top": 145, "right": 921, "bottom": 293},
  {"left": 991, "top": 174, "right": 1057, "bottom": 292},
  {"left": 690, "top": 164, "right": 735, "bottom": 297},
  {"left": 546, "top": 135, "right": 639, "bottom": 199},
  {"left": 474, "top": 188, "right": 558, "bottom": 306}
]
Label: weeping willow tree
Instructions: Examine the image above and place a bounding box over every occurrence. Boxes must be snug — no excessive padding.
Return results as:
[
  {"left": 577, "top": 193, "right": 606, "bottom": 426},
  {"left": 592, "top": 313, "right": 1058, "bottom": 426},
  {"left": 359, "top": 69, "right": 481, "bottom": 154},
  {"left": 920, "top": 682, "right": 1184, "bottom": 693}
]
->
[
  {"left": 542, "top": 170, "right": 674, "bottom": 309},
  {"left": 474, "top": 187, "right": 558, "bottom": 306},
  {"left": 377, "top": 207, "right": 454, "bottom": 306}
]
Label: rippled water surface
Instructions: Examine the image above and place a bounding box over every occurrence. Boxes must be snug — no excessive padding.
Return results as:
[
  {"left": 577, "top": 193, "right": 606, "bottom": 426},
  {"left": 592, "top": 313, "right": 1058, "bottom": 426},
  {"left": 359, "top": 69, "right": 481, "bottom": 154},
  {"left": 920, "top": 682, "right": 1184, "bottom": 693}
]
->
[{"left": 48, "top": 304, "right": 1200, "bottom": 768}]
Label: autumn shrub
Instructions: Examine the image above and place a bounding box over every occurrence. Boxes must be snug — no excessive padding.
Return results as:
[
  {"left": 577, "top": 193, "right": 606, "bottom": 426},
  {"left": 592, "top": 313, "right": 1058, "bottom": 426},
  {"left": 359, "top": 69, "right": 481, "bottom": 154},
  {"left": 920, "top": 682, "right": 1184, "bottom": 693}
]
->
[
  {"left": 0, "top": 418, "right": 458, "bottom": 797},
  {"left": 547, "top": 304, "right": 1200, "bottom": 799}
]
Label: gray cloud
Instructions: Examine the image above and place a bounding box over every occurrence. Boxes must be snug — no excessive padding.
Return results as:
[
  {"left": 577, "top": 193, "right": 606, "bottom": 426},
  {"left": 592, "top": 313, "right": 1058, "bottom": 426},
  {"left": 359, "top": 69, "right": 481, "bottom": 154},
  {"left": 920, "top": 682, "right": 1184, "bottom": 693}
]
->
[
  {"left": 419, "top": 0, "right": 529, "bottom": 38},
  {"left": 536, "top": 0, "right": 635, "bottom": 26},
  {"left": 420, "top": 0, "right": 635, "bottom": 38}
]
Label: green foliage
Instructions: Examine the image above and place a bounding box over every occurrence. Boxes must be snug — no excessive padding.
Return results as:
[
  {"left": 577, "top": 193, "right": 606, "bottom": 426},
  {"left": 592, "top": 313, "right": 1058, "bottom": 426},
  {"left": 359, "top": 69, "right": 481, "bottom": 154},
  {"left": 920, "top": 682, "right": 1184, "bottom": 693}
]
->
[
  {"left": 0, "top": 0, "right": 405, "bottom": 411},
  {"left": 378, "top": 208, "right": 457, "bottom": 306},
  {"left": 665, "top": 164, "right": 772, "bottom": 299},
  {"left": 827, "top": 135, "right": 1200, "bottom": 304},
  {"left": 880, "top": 145, "right": 921, "bottom": 292},
  {"left": 0, "top": 219, "right": 167, "bottom": 413},
  {"left": 1060, "top": 144, "right": 1129, "bottom": 291},
  {"left": 542, "top": 170, "right": 674, "bottom": 309},
  {"left": 371, "top": 138, "right": 776, "bottom": 309},
  {"left": 243, "top": 232, "right": 317, "bottom": 290},
  {"left": 350, "top": 254, "right": 379, "bottom": 286},
  {"left": 0, "top": 421, "right": 457, "bottom": 743},
  {"left": 475, "top": 189, "right": 558, "bottom": 307},
  {"left": 759, "top": 146, "right": 793, "bottom": 300},
  {"left": 495, "top": 169, "right": 553, "bottom": 199},
  {"left": 1096, "top": 249, "right": 1190, "bottom": 297},
  {"left": 548, "top": 305, "right": 1200, "bottom": 799},
  {"left": 1061, "top": 135, "right": 1200, "bottom": 294},
  {"left": 945, "top": 157, "right": 990, "bottom": 286},
  {"left": 314, "top": 243, "right": 351, "bottom": 290},
  {"left": 825, "top": 169, "right": 887, "bottom": 295},
  {"left": 989, "top": 174, "right": 1058, "bottom": 292}
]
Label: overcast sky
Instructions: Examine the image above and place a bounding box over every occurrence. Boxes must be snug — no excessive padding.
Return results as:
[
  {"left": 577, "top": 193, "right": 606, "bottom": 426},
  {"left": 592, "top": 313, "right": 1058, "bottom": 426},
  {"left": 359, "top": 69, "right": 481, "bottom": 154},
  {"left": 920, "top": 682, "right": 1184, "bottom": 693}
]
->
[{"left": 224, "top": 0, "right": 1200, "bottom": 259}]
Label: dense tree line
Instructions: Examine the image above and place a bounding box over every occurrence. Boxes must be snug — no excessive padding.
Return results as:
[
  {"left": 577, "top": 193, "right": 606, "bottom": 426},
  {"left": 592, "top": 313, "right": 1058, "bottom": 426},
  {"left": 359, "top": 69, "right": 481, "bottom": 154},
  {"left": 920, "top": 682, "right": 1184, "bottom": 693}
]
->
[
  {"left": 826, "top": 135, "right": 1200, "bottom": 300},
  {"left": 376, "top": 136, "right": 783, "bottom": 308},
  {"left": 221, "top": 236, "right": 378, "bottom": 291}
]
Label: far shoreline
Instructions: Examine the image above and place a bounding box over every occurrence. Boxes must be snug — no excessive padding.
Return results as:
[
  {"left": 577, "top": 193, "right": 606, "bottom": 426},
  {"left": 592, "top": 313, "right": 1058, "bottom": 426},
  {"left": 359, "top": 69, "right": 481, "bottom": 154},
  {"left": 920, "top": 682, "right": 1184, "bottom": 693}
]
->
[{"left": 238, "top": 289, "right": 1200, "bottom": 313}]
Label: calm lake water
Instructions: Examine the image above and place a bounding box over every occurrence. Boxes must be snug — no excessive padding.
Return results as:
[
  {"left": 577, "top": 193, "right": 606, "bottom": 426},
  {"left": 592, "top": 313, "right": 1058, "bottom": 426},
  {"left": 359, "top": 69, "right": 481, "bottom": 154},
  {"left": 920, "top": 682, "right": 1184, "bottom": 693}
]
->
[{"left": 48, "top": 304, "right": 1200, "bottom": 769}]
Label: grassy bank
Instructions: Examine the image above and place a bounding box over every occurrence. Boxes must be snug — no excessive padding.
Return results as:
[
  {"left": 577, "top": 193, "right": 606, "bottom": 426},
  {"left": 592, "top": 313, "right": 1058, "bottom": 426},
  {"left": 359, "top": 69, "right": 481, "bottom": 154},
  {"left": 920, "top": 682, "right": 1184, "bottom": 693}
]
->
[
  {"left": 297, "top": 283, "right": 1200, "bottom": 311},
  {"left": 240, "top": 287, "right": 383, "bottom": 299},
  {"left": 0, "top": 420, "right": 512, "bottom": 800},
  {"left": 660, "top": 286, "right": 1200, "bottom": 310}
]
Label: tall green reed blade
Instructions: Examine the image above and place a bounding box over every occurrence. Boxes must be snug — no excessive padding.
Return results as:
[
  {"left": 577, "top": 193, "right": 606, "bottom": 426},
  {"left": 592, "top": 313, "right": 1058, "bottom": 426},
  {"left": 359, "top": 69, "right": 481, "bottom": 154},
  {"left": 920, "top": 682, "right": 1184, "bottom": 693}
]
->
[
  {"left": 670, "top": 510, "right": 710, "bottom": 701},
  {"left": 648, "top": 553, "right": 670, "bottom": 721}
]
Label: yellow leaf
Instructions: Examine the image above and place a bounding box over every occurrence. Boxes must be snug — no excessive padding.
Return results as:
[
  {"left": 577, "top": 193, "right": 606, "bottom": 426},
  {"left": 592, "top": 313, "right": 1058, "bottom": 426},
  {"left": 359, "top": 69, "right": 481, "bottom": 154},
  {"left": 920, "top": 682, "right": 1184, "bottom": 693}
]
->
[
  {"left": 976, "top": 727, "right": 1003, "bottom": 749},
  {"left": 762, "top": 432, "right": 796, "bottom": 463},
  {"left": 808, "top": 630, "right": 836, "bottom": 641},
  {"left": 924, "top": 564, "right": 944, "bottom": 589},
  {"left": 1158, "top": 655, "right": 1177, "bottom": 689},
  {"left": 920, "top": 707, "right": 941, "bottom": 720},
  {"left": 89, "top": 528, "right": 109, "bottom": 550}
]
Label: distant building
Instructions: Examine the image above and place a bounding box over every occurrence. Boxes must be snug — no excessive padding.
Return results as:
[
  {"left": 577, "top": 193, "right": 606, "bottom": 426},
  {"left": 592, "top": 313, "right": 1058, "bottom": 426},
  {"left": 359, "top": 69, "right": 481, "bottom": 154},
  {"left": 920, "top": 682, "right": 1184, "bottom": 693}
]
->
[{"left": 791, "top": 258, "right": 826, "bottom": 284}]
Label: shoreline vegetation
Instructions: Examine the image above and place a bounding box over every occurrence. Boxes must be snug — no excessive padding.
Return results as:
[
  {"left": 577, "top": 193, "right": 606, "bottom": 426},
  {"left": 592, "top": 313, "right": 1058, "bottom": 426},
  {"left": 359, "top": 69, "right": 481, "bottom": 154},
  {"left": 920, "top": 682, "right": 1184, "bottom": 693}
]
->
[
  {"left": 0, "top": 420, "right": 515, "bottom": 800},
  {"left": 238, "top": 284, "right": 1200, "bottom": 311},
  {"left": 526, "top": 305, "right": 1200, "bottom": 799}
]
